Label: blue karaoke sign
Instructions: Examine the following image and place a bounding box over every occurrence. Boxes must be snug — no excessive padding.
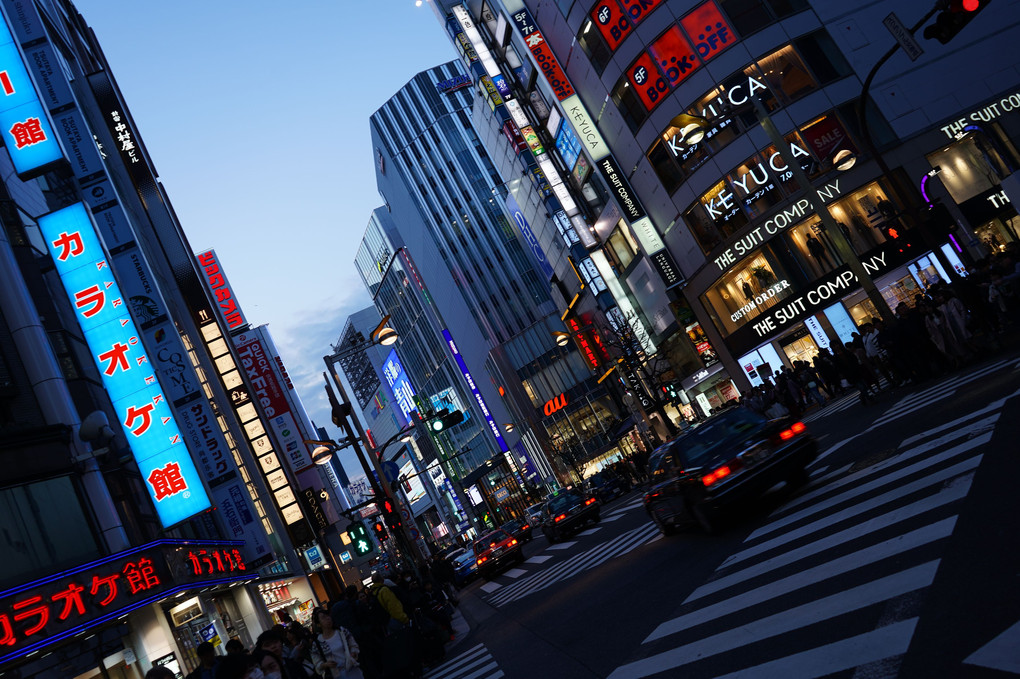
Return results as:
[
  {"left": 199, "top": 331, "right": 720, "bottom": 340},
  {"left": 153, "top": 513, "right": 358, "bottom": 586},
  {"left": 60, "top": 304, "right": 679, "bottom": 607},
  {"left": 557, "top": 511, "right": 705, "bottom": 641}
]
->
[
  {"left": 39, "top": 203, "right": 210, "bottom": 527},
  {"left": 0, "top": 18, "right": 63, "bottom": 175},
  {"left": 441, "top": 329, "right": 509, "bottom": 452}
]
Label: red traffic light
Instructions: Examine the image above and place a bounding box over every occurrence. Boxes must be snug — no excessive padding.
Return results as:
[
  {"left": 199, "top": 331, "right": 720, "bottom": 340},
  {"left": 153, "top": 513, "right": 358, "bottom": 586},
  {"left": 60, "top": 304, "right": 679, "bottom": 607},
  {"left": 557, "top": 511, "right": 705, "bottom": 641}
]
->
[
  {"left": 383, "top": 499, "right": 394, "bottom": 514},
  {"left": 956, "top": 0, "right": 980, "bottom": 11}
]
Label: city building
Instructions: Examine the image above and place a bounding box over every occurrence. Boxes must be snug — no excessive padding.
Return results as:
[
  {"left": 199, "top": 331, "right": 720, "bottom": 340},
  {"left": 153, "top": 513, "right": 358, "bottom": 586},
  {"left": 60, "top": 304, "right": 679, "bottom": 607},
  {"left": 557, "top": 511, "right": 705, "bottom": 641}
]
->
[
  {"left": 0, "top": 2, "right": 336, "bottom": 676},
  {"left": 430, "top": 0, "right": 1018, "bottom": 416}
]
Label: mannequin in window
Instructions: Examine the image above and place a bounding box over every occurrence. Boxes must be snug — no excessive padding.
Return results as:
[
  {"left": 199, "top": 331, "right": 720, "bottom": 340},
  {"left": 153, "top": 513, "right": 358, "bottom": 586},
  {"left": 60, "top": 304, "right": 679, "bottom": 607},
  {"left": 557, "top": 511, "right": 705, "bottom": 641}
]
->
[
  {"left": 837, "top": 222, "right": 855, "bottom": 252},
  {"left": 806, "top": 234, "right": 832, "bottom": 270},
  {"left": 741, "top": 279, "right": 754, "bottom": 302},
  {"left": 852, "top": 214, "right": 877, "bottom": 248}
]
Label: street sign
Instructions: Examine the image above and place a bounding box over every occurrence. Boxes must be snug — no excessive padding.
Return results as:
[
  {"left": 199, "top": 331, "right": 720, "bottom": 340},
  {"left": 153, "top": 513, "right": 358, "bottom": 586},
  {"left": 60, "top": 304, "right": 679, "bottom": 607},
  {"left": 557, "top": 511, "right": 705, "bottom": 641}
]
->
[
  {"left": 494, "top": 487, "right": 510, "bottom": 502},
  {"left": 883, "top": 13, "right": 924, "bottom": 61},
  {"left": 400, "top": 507, "right": 411, "bottom": 522},
  {"left": 409, "top": 528, "right": 421, "bottom": 540},
  {"left": 382, "top": 461, "right": 400, "bottom": 483}
]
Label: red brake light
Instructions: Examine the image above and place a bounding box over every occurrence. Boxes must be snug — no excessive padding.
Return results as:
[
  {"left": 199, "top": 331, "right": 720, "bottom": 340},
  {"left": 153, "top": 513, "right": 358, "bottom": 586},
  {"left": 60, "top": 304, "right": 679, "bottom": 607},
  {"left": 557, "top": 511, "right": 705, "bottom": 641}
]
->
[
  {"left": 585, "top": 497, "right": 597, "bottom": 505},
  {"left": 702, "top": 465, "right": 732, "bottom": 487},
  {"left": 554, "top": 513, "right": 567, "bottom": 523},
  {"left": 521, "top": 524, "right": 529, "bottom": 530},
  {"left": 476, "top": 556, "right": 487, "bottom": 565},
  {"left": 509, "top": 539, "right": 517, "bottom": 546},
  {"left": 791, "top": 421, "right": 806, "bottom": 434},
  {"left": 778, "top": 421, "right": 806, "bottom": 441}
]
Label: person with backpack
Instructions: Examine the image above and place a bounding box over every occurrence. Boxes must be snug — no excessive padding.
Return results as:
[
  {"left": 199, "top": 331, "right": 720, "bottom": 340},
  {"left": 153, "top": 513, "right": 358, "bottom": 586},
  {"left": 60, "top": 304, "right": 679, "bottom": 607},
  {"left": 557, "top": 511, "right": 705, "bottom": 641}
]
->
[{"left": 367, "top": 572, "right": 409, "bottom": 633}]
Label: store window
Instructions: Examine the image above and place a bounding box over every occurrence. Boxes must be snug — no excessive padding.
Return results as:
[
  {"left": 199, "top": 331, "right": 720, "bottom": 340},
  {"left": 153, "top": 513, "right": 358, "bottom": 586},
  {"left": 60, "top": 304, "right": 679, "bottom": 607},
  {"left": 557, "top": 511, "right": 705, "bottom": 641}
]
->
[
  {"left": 685, "top": 179, "right": 749, "bottom": 250},
  {"left": 648, "top": 26, "right": 702, "bottom": 90},
  {"left": 727, "top": 153, "right": 784, "bottom": 219},
  {"left": 700, "top": 248, "right": 796, "bottom": 336},
  {"left": 795, "top": 30, "right": 852, "bottom": 85},
  {"left": 611, "top": 78, "right": 650, "bottom": 130},
  {"left": 926, "top": 132, "right": 1014, "bottom": 204},
  {"left": 608, "top": 226, "right": 639, "bottom": 270},
  {"left": 756, "top": 44, "right": 819, "bottom": 103}
]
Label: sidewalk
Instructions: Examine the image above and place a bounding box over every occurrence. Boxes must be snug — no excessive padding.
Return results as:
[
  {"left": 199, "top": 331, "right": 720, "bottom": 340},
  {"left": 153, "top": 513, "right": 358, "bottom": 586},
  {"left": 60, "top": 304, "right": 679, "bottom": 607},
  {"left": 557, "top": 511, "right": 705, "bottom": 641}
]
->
[{"left": 447, "top": 607, "right": 471, "bottom": 649}]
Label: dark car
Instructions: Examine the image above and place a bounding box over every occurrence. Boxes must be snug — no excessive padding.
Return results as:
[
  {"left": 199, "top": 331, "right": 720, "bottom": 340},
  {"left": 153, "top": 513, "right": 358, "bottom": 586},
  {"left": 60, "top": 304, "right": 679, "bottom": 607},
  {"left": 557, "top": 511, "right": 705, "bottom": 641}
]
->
[
  {"left": 644, "top": 408, "right": 817, "bottom": 535},
  {"left": 585, "top": 469, "right": 631, "bottom": 503},
  {"left": 448, "top": 548, "right": 477, "bottom": 586},
  {"left": 500, "top": 519, "right": 534, "bottom": 543},
  {"left": 473, "top": 529, "right": 524, "bottom": 580},
  {"left": 541, "top": 490, "right": 600, "bottom": 543}
]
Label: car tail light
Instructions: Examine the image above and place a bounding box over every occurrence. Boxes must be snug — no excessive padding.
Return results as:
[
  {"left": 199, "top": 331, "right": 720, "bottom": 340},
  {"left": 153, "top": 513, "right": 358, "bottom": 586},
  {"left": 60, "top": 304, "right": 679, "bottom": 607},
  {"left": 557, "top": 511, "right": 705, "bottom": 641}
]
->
[
  {"left": 509, "top": 539, "right": 517, "bottom": 546},
  {"left": 476, "top": 556, "right": 487, "bottom": 565},
  {"left": 775, "top": 421, "right": 807, "bottom": 442},
  {"left": 702, "top": 459, "right": 744, "bottom": 487},
  {"left": 521, "top": 524, "right": 529, "bottom": 530},
  {"left": 585, "top": 497, "right": 597, "bottom": 506},
  {"left": 554, "top": 513, "right": 567, "bottom": 523}
]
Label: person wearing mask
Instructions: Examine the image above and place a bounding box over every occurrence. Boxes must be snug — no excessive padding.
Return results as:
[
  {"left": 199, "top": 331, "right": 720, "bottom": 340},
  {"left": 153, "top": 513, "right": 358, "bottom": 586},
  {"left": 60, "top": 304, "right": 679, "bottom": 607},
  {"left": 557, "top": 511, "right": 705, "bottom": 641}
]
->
[
  {"left": 252, "top": 649, "right": 287, "bottom": 679},
  {"left": 256, "top": 629, "right": 308, "bottom": 678},
  {"left": 187, "top": 642, "right": 220, "bottom": 679},
  {"left": 310, "top": 608, "right": 362, "bottom": 679}
]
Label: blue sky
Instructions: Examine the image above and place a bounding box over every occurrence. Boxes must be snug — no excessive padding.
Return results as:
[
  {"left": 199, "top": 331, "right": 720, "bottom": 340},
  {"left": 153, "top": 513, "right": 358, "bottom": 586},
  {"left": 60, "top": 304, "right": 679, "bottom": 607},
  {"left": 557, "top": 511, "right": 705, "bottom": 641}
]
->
[{"left": 75, "top": 1, "right": 457, "bottom": 477}]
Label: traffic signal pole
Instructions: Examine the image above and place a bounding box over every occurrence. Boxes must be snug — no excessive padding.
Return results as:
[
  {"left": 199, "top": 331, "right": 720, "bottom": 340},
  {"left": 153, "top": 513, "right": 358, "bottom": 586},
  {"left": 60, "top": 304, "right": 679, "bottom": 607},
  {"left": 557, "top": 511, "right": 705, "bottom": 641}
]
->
[{"left": 322, "top": 368, "right": 425, "bottom": 578}]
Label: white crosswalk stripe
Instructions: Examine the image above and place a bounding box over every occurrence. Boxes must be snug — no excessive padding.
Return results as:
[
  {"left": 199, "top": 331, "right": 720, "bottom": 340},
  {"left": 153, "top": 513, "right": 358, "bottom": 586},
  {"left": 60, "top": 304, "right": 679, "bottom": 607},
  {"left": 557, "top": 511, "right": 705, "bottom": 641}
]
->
[
  {"left": 423, "top": 642, "right": 504, "bottom": 679},
  {"left": 607, "top": 401, "right": 1005, "bottom": 679},
  {"left": 801, "top": 392, "right": 861, "bottom": 422},
  {"left": 485, "top": 523, "right": 659, "bottom": 607},
  {"left": 870, "top": 357, "right": 1017, "bottom": 427}
]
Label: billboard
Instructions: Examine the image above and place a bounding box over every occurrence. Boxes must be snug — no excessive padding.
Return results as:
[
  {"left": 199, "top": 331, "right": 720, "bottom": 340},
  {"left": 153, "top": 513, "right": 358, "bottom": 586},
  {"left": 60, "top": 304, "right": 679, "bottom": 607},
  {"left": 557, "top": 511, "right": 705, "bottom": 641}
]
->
[
  {"left": 441, "top": 329, "right": 509, "bottom": 452},
  {"left": 382, "top": 349, "right": 417, "bottom": 422},
  {"left": 196, "top": 250, "right": 248, "bottom": 332},
  {"left": 39, "top": 204, "right": 210, "bottom": 527}
]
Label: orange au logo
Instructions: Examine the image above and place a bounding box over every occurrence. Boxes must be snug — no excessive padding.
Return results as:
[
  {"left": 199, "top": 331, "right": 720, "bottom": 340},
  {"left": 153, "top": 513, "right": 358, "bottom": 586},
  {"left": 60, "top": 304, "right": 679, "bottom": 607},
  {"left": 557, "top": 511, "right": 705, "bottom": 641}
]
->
[{"left": 544, "top": 393, "right": 567, "bottom": 416}]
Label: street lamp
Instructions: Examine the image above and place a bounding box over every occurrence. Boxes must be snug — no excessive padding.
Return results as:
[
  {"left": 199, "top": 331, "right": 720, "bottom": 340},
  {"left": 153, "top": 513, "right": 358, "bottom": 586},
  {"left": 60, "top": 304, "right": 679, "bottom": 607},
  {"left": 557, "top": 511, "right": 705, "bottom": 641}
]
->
[{"left": 552, "top": 331, "right": 571, "bottom": 347}]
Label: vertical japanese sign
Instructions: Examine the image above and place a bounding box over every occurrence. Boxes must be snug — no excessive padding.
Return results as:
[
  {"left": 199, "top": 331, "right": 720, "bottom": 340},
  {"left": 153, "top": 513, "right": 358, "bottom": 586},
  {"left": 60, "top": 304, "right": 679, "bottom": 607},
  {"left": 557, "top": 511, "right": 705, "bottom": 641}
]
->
[
  {"left": 39, "top": 204, "right": 210, "bottom": 526},
  {"left": 2, "top": 0, "right": 273, "bottom": 564},
  {"left": 0, "top": 16, "right": 62, "bottom": 176},
  {"left": 382, "top": 349, "right": 418, "bottom": 423},
  {"left": 196, "top": 249, "right": 248, "bottom": 332},
  {"left": 441, "top": 329, "right": 509, "bottom": 452}
]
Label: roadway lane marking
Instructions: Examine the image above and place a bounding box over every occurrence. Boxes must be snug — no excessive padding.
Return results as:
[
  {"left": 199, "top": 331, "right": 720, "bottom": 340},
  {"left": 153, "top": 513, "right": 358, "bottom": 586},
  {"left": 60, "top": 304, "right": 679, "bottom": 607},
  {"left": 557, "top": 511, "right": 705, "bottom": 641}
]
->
[
  {"left": 784, "top": 420, "right": 996, "bottom": 515},
  {"left": 423, "top": 642, "right": 504, "bottom": 679},
  {"left": 525, "top": 555, "right": 552, "bottom": 564},
  {"left": 546, "top": 541, "right": 576, "bottom": 550},
  {"left": 900, "top": 396, "right": 1009, "bottom": 448},
  {"left": 503, "top": 568, "right": 527, "bottom": 579},
  {"left": 608, "top": 563, "right": 936, "bottom": 678},
  {"left": 602, "top": 514, "right": 625, "bottom": 522},
  {"left": 745, "top": 437, "right": 988, "bottom": 546},
  {"left": 645, "top": 517, "right": 956, "bottom": 643},
  {"left": 577, "top": 527, "right": 603, "bottom": 536},
  {"left": 964, "top": 619, "right": 1020, "bottom": 673},
  {"left": 479, "top": 581, "right": 502, "bottom": 593},
  {"left": 711, "top": 618, "right": 918, "bottom": 679},
  {"left": 687, "top": 478, "right": 972, "bottom": 603}
]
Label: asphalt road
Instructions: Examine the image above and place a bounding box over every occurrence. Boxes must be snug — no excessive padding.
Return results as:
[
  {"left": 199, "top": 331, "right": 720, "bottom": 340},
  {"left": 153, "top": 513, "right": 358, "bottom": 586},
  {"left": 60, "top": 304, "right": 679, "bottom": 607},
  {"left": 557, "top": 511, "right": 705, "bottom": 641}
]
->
[{"left": 427, "top": 349, "right": 1020, "bottom": 679}]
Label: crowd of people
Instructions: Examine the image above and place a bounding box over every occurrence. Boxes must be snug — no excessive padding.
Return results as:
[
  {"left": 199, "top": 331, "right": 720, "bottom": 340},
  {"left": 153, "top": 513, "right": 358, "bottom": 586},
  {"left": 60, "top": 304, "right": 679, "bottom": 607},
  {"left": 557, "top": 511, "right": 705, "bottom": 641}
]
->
[
  {"left": 739, "top": 246, "right": 1020, "bottom": 418},
  {"left": 145, "top": 565, "right": 463, "bottom": 679}
]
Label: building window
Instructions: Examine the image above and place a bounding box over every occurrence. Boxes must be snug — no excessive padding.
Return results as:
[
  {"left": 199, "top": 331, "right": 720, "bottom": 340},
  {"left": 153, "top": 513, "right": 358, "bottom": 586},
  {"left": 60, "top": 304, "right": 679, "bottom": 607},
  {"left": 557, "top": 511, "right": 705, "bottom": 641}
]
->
[
  {"left": 611, "top": 78, "right": 649, "bottom": 132},
  {"left": 795, "top": 31, "right": 852, "bottom": 85}
]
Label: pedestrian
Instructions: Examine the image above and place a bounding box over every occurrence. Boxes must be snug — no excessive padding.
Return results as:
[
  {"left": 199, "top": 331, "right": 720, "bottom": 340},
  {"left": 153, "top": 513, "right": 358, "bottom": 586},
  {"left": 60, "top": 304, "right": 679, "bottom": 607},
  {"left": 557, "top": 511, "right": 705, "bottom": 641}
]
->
[
  {"left": 187, "top": 642, "right": 219, "bottom": 679},
  {"left": 225, "top": 639, "right": 246, "bottom": 656},
  {"left": 252, "top": 649, "right": 288, "bottom": 679},
  {"left": 367, "top": 572, "right": 409, "bottom": 634},
  {"left": 214, "top": 654, "right": 259, "bottom": 679},
  {"left": 256, "top": 629, "right": 307, "bottom": 679},
  {"left": 146, "top": 668, "right": 176, "bottom": 679},
  {"left": 310, "top": 608, "right": 363, "bottom": 679}
]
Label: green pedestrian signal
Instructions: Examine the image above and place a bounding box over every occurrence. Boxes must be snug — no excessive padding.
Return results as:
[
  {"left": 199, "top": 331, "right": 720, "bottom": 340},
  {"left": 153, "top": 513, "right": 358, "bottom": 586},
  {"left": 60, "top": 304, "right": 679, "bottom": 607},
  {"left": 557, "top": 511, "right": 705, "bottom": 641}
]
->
[{"left": 347, "top": 521, "right": 374, "bottom": 556}]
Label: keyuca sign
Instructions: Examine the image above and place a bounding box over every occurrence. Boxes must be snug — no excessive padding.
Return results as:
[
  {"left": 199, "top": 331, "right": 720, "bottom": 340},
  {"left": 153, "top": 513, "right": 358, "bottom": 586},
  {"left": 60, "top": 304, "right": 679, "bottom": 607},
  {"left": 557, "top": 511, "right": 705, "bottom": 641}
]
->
[{"left": 544, "top": 393, "right": 568, "bottom": 416}]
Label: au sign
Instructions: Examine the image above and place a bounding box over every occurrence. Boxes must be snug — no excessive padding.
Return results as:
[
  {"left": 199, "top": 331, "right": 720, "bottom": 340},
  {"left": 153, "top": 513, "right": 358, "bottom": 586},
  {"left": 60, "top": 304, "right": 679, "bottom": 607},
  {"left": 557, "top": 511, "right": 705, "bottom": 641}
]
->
[{"left": 544, "top": 393, "right": 568, "bottom": 416}]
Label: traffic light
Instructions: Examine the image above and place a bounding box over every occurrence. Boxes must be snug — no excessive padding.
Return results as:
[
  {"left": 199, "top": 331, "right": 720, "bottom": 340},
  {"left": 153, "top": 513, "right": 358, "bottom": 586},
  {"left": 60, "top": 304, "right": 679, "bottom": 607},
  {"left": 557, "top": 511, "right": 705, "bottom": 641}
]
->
[
  {"left": 429, "top": 409, "right": 465, "bottom": 432},
  {"left": 325, "top": 382, "right": 351, "bottom": 427},
  {"left": 923, "top": 0, "right": 989, "bottom": 45},
  {"left": 380, "top": 498, "right": 403, "bottom": 532},
  {"left": 346, "top": 521, "right": 374, "bottom": 556},
  {"left": 372, "top": 520, "right": 389, "bottom": 542}
]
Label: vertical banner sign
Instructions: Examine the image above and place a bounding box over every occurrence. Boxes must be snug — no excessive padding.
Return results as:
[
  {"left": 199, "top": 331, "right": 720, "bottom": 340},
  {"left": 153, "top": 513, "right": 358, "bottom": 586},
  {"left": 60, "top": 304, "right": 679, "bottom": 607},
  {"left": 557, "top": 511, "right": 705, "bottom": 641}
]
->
[
  {"left": 234, "top": 327, "right": 313, "bottom": 473},
  {"left": 3, "top": 0, "right": 274, "bottom": 564},
  {"left": 39, "top": 204, "right": 211, "bottom": 526},
  {"left": 0, "top": 15, "right": 62, "bottom": 176},
  {"left": 442, "top": 329, "right": 510, "bottom": 452},
  {"left": 509, "top": 8, "right": 573, "bottom": 101},
  {"left": 195, "top": 249, "right": 248, "bottom": 332},
  {"left": 505, "top": 193, "right": 555, "bottom": 281}
]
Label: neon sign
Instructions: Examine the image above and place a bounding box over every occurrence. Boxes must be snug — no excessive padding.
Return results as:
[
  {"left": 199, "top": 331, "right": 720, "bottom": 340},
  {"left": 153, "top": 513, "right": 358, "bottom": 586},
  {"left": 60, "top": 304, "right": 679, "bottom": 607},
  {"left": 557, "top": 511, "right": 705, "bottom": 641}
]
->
[
  {"left": 0, "top": 539, "right": 247, "bottom": 666},
  {"left": 543, "top": 393, "right": 568, "bottom": 416},
  {"left": 39, "top": 204, "right": 210, "bottom": 527},
  {"left": 0, "top": 18, "right": 62, "bottom": 176}
]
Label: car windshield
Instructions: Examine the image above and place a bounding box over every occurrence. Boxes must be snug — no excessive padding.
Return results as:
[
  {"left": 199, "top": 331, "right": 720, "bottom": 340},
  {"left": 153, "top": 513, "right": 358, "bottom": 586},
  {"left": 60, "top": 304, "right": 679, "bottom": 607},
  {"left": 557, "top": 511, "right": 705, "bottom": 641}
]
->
[
  {"left": 676, "top": 408, "right": 767, "bottom": 465},
  {"left": 547, "top": 492, "right": 581, "bottom": 513},
  {"left": 501, "top": 521, "right": 521, "bottom": 532},
  {"left": 453, "top": 552, "right": 474, "bottom": 567},
  {"left": 473, "top": 530, "right": 510, "bottom": 553}
]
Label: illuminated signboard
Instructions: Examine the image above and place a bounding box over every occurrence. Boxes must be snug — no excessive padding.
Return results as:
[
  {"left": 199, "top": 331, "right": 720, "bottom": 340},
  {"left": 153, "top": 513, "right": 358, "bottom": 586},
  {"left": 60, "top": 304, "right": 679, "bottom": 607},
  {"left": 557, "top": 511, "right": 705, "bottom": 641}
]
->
[
  {"left": 679, "top": 1, "right": 734, "bottom": 62},
  {"left": 39, "top": 203, "right": 210, "bottom": 527},
  {"left": 0, "top": 539, "right": 248, "bottom": 666},
  {"left": 436, "top": 73, "right": 472, "bottom": 93},
  {"left": 441, "top": 329, "right": 509, "bottom": 451},
  {"left": 509, "top": 8, "right": 574, "bottom": 101},
  {"left": 196, "top": 249, "right": 247, "bottom": 331},
  {"left": 555, "top": 122, "right": 583, "bottom": 171},
  {"left": 505, "top": 192, "right": 555, "bottom": 281},
  {"left": 543, "top": 393, "right": 568, "bottom": 416},
  {"left": 383, "top": 349, "right": 418, "bottom": 421},
  {"left": 0, "top": 18, "right": 62, "bottom": 176}
]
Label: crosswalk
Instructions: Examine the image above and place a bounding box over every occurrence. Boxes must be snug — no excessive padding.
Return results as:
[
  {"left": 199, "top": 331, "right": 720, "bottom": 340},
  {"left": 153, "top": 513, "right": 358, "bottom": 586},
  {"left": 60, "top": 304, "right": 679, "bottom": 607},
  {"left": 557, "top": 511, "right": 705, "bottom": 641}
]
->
[
  {"left": 606, "top": 399, "right": 1004, "bottom": 678},
  {"left": 423, "top": 642, "right": 503, "bottom": 679},
  {"left": 803, "top": 356, "right": 1020, "bottom": 426}
]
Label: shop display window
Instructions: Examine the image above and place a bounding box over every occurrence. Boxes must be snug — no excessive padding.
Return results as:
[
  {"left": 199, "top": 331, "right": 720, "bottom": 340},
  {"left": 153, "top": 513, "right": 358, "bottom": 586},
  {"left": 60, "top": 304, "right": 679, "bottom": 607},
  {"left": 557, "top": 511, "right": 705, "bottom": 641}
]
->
[
  {"left": 608, "top": 226, "right": 639, "bottom": 269},
  {"left": 926, "top": 134, "right": 1012, "bottom": 204},
  {"left": 780, "top": 330, "right": 819, "bottom": 365},
  {"left": 785, "top": 217, "right": 843, "bottom": 278},
  {"left": 685, "top": 179, "right": 749, "bottom": 250},
  {"left": 757, "top": 44, "right": 818, "bottom": 103},
  {"left": 700, "top": 249, "right": 795, "bottom": 336},
  {"left": 974, "top": 217, "right": 1018, "bottom": 252}
]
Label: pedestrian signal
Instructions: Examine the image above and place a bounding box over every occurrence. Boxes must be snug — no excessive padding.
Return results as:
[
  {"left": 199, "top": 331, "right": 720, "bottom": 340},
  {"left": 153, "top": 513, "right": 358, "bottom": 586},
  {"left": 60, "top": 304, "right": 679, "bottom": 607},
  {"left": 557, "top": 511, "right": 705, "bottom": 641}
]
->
[
  {"left": 372, "top": 520, "right": 389, "bottom": 541},
  {"left": 346, "top": 521, "right": 374, "bottom": 556}
]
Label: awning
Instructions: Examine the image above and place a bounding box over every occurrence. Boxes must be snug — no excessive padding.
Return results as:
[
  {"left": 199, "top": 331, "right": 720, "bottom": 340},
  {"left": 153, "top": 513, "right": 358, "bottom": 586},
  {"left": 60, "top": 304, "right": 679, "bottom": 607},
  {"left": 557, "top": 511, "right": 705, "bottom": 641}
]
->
[{"left": 460, "top": 455, "right": 502, "bottom": 487}]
